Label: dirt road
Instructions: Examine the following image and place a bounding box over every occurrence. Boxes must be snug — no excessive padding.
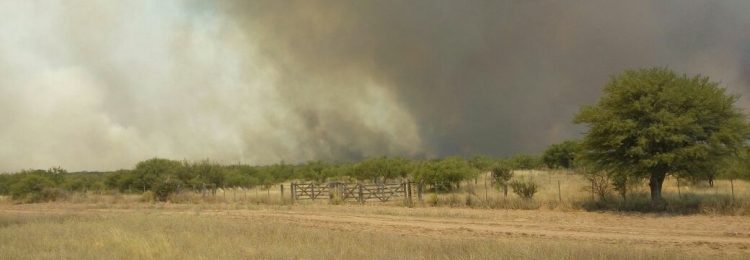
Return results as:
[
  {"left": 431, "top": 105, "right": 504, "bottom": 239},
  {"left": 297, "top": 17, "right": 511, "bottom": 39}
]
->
[{"left": 2, "top": 203, "right": 749, "bottom": 254}]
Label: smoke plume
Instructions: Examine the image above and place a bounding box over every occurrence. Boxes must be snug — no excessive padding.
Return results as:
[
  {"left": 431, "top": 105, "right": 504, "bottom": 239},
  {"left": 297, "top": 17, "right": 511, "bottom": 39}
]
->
[{"left": 1, "top": 0, "right": 748, "bottom": 171}]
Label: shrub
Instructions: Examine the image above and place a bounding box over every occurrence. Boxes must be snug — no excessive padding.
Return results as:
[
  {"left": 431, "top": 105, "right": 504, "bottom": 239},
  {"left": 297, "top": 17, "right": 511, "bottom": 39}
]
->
[
  {"left": 10, "top": 175, "right": 64, "bottom": 203},
  {"left": 140, "top": 191, "right": 155, "bottom": 202},
  {"left": 152, "top": 179, "right": 182, "bottom": 202},
  {"left": 582, "top": 170, "right": 612, "bottom": 201},
  {"left": 491, "top": 163, "right": 513, "bottom": 196},
  {"left": 509, "top": 179, "right": 538, "bottom": 199}
]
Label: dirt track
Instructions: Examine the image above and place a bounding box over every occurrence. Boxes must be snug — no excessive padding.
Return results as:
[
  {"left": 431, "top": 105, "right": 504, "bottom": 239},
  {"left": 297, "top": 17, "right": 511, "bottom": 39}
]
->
[{"left": 2, "top": 204, "right": 750, "bottom": 254}]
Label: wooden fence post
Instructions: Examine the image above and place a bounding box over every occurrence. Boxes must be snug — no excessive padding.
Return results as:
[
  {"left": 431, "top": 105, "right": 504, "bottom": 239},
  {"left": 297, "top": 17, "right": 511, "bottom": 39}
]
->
[
  {"left": 731, "top": 179, "right": 735, "bottom": 203},
  {"left": 402, "top": 182, "right": 408, "bottom": 206},
  {"left": 417, "top": 182, "right": 423, "bottom": 202},
  {"left": 358, "top": 184, "right": 364, "bottom": 204},
  {"left": 557, "top": 180, "right": 561, "bottom": 203},
  {"left": 407, "top": 181, "right": 413, "bottom": 206},
  {"left": 311, "top": 183, "right": 316, "bottom": 201},
  {"left": 291, "top": 182, "right": 296, "bottom": 203},
  {"left": 280, "top": 184, "right": 285, "bottom": 203},
  {"left": 329, "top": 183, "right": 334, "bottom": 203},
  {"left": 484, "top": 176, "right": 488, "bottom": 202}
]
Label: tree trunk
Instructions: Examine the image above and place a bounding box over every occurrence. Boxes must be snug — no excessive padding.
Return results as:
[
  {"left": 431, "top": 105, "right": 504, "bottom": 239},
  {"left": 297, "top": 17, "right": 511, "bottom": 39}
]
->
[{"left": 649, "top": 172, "right": 667, "bottom": 202}]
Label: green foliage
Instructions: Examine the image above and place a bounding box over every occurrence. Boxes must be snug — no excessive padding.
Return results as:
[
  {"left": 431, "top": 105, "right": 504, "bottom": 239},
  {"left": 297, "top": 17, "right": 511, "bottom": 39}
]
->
[
  {"left": 152, "top": 178, "right": 182, "bottom": 202},
  {"left": 131, "top": 158, "right": 183, "bottom": 191},
  {"left": 353, "top": 157, "right": 411, "bottom": 182},
  {"left": 0, "top": 174, "right": 10, "bottom": 195},
  {"left": 509, "top": 179, "right": 538, "bottom": 199},
  {"left": 720, "top": 147, "right": 750, "bottom": 180},
  {"left": 491, "top": 162, "right": 513, "bottom": 196},
  {"left": 542, "top": 140, "right": 581, "bottom": 169},
  {"left": 507, "top": 155, "right": 542, "bottom": 170},
  {"left": 10, "top": 175, "right": 64, "bottom": 203},
  {"left": 297, "top": 160, "right": 330, "bottom": 183},
  {"left": 490, "top": 163, "right": 513, "bottom": 184},
  {"left": 575, "top": 68, "right": 750, "bottom": 201},
  {"left": 412, "top": 157, "right": 475, "bottom": 192},
  {"left": 189, "top": 160, "right": 225, "bottom": 188},
  {"left": 469, "top": 155, "right": 493, "bottom": 172}
]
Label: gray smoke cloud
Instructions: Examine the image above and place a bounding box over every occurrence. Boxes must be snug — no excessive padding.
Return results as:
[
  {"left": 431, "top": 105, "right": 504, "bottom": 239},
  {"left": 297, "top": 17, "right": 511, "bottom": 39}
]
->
[{"left": 0, "top": 1, "right": 748, "bottom": 172}]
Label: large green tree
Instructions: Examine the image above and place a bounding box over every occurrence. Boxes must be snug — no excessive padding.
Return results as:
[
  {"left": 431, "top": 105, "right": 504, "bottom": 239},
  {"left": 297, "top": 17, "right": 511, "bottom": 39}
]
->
[{"left": 575, "top": 68, "right": 749, "bottom": 202}]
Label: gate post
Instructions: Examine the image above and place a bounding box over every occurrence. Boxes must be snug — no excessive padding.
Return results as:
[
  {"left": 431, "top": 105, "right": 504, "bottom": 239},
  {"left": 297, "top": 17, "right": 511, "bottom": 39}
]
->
[
  {"left": 311, "top": 182, "right": 316, "bottom": 201},
  {"left": 417, "top": 182, "right": 423, "bottom": 202},
  {"left": 358, "top": 184, "right": 364, "bottom": 204},
  {"left": 402, "top": 181, "right": 409, "bottom": 206},
  {"left": 407, "top": 181, "right": 413, "bottom": 206},
  {"left": 291, "top": 182, "right": 296, "bottom": 203},
  {"left": 328, "top": 182, "right": 334, "bottom": 203}
]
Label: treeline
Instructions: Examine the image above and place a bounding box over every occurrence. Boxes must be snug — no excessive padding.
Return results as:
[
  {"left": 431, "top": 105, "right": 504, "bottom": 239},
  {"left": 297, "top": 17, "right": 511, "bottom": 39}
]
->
[{"left": 0, "top": 155, "right": 545, "bottom": 202}]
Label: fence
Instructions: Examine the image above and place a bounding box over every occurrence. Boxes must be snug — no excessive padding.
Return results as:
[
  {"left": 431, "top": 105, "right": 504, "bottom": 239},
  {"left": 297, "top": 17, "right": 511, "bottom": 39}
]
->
[{"left": 290, "top": 182, "right": 423, "bottom": 204}]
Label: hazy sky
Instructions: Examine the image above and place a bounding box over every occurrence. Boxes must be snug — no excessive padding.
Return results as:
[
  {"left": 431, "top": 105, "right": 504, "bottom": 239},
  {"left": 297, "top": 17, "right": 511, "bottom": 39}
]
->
[{"left": 1, "top": 1, "right": 748, "bottom": 172}]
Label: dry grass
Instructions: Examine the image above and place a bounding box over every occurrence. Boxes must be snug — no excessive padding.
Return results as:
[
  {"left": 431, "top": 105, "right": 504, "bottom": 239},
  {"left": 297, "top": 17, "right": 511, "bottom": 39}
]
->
[
  {"left": 1, "top": 172, "right": 747, "bottom": 259},
  {"left": 0, "top": 211, "right": 736, "bottom": 260}
]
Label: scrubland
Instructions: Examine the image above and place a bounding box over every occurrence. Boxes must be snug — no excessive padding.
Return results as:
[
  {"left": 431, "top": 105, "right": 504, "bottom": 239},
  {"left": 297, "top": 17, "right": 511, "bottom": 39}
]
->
[{"left": 1, "top": 171, "right": 749, "bottom": 259}]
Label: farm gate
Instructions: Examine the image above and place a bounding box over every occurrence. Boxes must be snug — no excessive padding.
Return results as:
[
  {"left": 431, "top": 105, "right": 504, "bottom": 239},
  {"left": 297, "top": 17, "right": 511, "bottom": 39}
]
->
[{"left": 290, "top": 182, "right": 422, "bottom": 204}]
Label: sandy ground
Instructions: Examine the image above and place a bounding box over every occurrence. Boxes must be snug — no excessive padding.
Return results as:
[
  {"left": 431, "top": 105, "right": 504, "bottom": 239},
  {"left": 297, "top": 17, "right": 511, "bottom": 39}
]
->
[{"left": 2, "top": 203, "right": 749, "bottom": 255}]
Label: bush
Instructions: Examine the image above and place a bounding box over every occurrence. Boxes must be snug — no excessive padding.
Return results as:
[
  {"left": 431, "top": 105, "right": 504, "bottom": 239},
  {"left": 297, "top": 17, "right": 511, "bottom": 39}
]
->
[
  {"left": 140, "top": 191, "right": 155, "bottom": 202},
  {"left": 582, "top": 170, "right": 612, "bottom": 201},
  {"left": 509, "top": 179, "right": 538, "bottom": 199},
  {"left": 10, "top": 175, "right": 65, "bottom": 203},
  {"left": 491, "top": 163, "right": 513, "bottom": 196},
  {"left": 152, "top": 179, "right": 182, "bottom": 202}
]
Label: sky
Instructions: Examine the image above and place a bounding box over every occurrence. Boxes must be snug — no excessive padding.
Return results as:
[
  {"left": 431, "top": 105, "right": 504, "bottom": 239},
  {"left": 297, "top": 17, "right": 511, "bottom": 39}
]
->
[{"left": 0, "top": 0, "right": 748, "bottom": 172}]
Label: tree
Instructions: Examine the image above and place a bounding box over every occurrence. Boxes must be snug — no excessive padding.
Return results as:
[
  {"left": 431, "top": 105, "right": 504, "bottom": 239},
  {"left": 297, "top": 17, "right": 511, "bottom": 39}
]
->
[
  {"left": 723, "top": 146, "right": 750, "bottom": 175},
  {"left": 190, "top": 160, "right": 225, "bottom": 191},
  {"left": 507, "top": 154, "right": 542, "bottom": 170},
  {"left": 10, "top": 175, "right": 62, "bottom": 202},
  {"left": 297, "top": 160, "right": 330, "bottom": 183},
  {"left": 411, "top": 157, "right": 474, "bottom": 192},
  {"left": 721, "top": 147, "right": 750, "bottom": 201},
  {"left": 490, "top": 162, "right": 513, "bottom": 196},
  {"left": 575, "top": 68, "right": 749, "bottom": 203},
  {"left": 542, "top": 140, "right": 581, "bottom": 169},
  {"left": 131, "top": 158, "right": 183, "bottom": 191},
  {"left": 469, "top": 155, "right": 494, "bottom": 172}
]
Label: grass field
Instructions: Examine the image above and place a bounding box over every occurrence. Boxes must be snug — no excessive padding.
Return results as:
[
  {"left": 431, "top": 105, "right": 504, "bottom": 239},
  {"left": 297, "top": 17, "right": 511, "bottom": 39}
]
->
[
  {"left": 2, "top": 171, "right": 749, "bottom": 259},
  {"left": 1, "top": 202, "right": 749, "bottom": 260}
]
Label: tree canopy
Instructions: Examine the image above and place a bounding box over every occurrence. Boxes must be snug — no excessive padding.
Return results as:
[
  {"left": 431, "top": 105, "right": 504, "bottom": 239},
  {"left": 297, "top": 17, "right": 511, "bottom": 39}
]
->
[
  {"left": 542, "top": 140, "right": 581, "bottom": 169},
  {"left": 574, "top": 68, "right": 750, "bottom": 202}
]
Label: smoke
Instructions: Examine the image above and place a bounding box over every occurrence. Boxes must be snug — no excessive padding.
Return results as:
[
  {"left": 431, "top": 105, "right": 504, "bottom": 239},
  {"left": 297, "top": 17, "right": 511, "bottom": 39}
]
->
[
  {"left": 0, "top": 1, "right": 748, "bottom": 171},
  {"left": 217, "top": 0, "right": 750, "bottom": 154}
]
